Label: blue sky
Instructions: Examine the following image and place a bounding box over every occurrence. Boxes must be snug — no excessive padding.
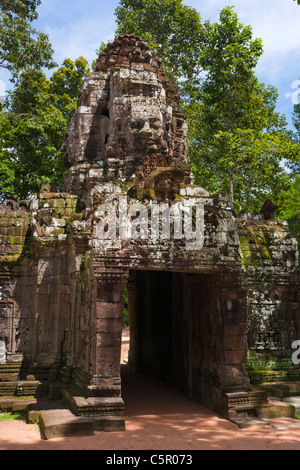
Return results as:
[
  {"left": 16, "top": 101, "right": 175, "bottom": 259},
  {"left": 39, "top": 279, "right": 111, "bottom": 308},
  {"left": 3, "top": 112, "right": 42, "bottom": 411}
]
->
[{"left": 1, "top": 0, "right": 300, "bottom": 129}]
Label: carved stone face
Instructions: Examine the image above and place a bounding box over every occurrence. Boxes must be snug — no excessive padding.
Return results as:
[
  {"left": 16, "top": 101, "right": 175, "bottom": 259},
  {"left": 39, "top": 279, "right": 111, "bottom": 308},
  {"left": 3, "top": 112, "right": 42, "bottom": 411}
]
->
[
  {"left": 63, "top": 35, "right": 190, "bottom": 198},
  {"left": 127, "top": 108, "right": 164, "bottom": 153},
  {"left": 106, "top": 95, "right": 173, "bottom": 178}
]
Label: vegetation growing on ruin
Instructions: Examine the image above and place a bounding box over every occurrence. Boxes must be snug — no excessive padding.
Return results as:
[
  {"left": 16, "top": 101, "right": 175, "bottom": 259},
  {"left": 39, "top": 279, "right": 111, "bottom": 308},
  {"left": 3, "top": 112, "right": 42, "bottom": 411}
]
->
[
  {"left": 0, "top": 4, "right": 90, "bottom": 200},
  {"left": 0, "top": 0, "right": 300, "bottom": 246},
  {"left": 114, "top": 2, "right": 300, "bottom": 216},
  {"left": 0, "top": 411, "right": 26, "bottom": 422},
  {"left": 246, "top": 350, "right": 300, "bottom": 386},
  {"left": 238, "top": 225, "right": 273, "bottom": 268}
]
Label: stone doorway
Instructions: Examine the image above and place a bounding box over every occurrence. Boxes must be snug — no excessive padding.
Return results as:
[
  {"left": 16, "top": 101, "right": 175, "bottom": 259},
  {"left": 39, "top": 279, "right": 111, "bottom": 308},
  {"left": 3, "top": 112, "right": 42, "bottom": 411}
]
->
[{"left": 124, "top": 269, "right": 233, "bottom": 412}]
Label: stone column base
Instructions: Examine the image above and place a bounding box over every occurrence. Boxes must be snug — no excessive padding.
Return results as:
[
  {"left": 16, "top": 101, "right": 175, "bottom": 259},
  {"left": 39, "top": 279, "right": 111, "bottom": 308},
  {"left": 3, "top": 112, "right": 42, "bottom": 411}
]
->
[
  {"left": 224, "top": 390, "right": 270, "bottom": 419},
  {"left": 63, "top": 388, "right": 125, "bottom": 431}
]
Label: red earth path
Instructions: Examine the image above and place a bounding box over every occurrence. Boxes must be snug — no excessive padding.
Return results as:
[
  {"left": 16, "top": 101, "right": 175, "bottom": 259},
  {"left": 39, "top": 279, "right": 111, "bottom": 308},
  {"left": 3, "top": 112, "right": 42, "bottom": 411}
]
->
[{"left": 1, "top": 327, "right": 300, "bottom": 450}]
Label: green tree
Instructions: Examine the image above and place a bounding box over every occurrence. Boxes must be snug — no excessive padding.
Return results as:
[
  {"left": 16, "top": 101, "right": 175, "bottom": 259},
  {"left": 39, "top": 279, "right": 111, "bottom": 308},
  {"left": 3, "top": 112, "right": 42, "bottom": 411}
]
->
[
  {"left": 293, "top": 103, "right": 300, "bottom": 140},
  {"left": 0, "top": 69, "right": 65, "bottom": 200},
  {"left": 114, "top": 3, "right": 300, "bottom": 212},
  {"left": 0, "top": 0, "right": 56, "bottom": 82},
  {"left": 0, "top": 58, "right": 90, "bottom": 200},
  {"left": 50, "top": 57, "right": 90, "bottom": 118},
  {"left": 278, "top": 176, "right": 300, "bottom": 249},
  {"left": 187, "top": 7, "right": 299, "bottom": 213},
  {"left": 288, "top": 98, "right": 300, "bottom": 174},
  {"left": 115, "top": 0, "right": 206, "bottom": 89},
  {"left": 0, "top": 3, "right": 98, "bottom": 201}
]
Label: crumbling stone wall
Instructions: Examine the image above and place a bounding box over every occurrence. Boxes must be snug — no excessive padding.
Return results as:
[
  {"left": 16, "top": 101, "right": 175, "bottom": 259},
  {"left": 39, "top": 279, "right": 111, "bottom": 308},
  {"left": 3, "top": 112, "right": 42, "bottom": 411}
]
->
[
  {"left": 0, "top": 189, "right": 92, "bottom": 371},
  {"left": 237, "top": 218, "right": 300, "bottom": 382},
  {"left": 0, "top": 202, "right": 31, "bottom": 364},
  {"left": 62, "top": 35, "right": 190, "bottom": 208},
  {"left": 0, "top": 35, "right": 299, "bottom": 422}
]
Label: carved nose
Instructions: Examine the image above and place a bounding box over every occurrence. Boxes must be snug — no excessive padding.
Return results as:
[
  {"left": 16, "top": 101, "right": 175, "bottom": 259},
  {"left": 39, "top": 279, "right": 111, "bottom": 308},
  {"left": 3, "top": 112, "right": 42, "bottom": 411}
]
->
[{"left": 139, "top": 121, "right": 152, "bottom": 136}]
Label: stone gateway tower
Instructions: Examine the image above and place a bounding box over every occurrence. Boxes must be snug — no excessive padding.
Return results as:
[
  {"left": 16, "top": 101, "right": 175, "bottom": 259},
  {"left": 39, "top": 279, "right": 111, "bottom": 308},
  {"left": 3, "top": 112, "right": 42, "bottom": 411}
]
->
[{"left": 0, "top": 35, "right": 299, "bottom": 431}]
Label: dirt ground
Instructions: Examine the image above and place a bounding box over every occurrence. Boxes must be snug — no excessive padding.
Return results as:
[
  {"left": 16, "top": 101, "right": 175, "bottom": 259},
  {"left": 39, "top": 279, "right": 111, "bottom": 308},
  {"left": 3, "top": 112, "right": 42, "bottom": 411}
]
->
[{"left": 1, "top": 328, "right": 300, "bottom": 451}]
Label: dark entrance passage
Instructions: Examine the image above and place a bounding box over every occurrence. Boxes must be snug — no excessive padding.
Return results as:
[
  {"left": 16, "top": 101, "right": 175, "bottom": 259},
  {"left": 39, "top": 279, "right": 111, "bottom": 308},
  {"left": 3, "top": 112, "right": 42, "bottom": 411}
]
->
[
  {"left": 147, "top": 271, "right": 173, "bottom": 365},
  {"left": 125, "top": 269, "right": 224, "bottom": 407}
]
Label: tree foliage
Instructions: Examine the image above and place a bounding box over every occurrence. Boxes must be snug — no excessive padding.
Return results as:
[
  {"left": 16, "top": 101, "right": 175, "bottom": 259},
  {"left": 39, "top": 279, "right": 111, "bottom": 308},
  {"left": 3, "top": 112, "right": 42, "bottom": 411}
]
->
[
  {"left": 114, "top": 3, "right": 300, "bottom": 214},
  {"left": 49, "top": 57, "right": 90, "bottom": 118},
  {"left": 0, "top": 69, "right": 65, "bottom": 199},
  {"left": 0, "top": 0, "right": 91, "bottom": 201},
  {"left": 288, "top": 99, "right": 300, "bottom": 174},
  {"left": 0, "top": 0, "right": 299, "bottom": 218},
  {"left": 278, "top": 176, "right": 300, "bottom": 248},
  {"left": 186, "top": 7, "right": 300, "bottom": 213},
  {"left": 0, "top": 58, "right": 90, "bottom": 200},
  {"left": 0, "top": 0, "right": 56, "bottom": 81},
  {"left": 115, "top": 0, "right": 206, "bottom": 87}
]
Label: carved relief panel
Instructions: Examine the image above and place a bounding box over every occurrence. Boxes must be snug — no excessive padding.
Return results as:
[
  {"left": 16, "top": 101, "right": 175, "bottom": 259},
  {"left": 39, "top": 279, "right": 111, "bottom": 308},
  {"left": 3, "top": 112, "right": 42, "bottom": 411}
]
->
[{"left": 0, "top": 301, "right": 21, "bottom": 362}]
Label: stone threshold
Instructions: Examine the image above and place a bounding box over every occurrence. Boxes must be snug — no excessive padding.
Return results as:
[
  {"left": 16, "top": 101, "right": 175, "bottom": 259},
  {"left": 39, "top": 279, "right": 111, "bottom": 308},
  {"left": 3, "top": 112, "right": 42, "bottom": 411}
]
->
[
  {"left": 0, "top": 393, "right": 298, "bottom": 438},
  {"left": 0, "top": 396, "right": 125, "bottom": 439},
  {"left": 230, "top": 416, "right": 270, "bottom": 429}
]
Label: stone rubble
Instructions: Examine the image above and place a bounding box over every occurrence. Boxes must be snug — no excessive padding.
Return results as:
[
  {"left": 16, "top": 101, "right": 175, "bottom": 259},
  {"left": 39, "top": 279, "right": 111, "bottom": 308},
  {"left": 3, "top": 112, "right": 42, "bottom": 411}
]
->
[{"left": 0, "top": 35, "right": 299, "bottom": 437}]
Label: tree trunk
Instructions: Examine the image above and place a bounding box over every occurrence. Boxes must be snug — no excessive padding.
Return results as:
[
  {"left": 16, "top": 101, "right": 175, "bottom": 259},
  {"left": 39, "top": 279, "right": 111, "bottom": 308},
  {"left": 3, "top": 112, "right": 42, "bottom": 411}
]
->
[{"left": 229, "top": 170, "right": 234, "bottom": 212}]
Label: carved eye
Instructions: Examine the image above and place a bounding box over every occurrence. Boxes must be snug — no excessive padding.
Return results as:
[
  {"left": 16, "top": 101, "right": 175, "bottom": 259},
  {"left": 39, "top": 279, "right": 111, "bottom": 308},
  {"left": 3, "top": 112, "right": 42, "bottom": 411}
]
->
[
  {"left": 149, "top": 119, "right": 161, "bottom": 130},
  {"left": 130, "top": 120, "right": 143, "bottom": 130}
]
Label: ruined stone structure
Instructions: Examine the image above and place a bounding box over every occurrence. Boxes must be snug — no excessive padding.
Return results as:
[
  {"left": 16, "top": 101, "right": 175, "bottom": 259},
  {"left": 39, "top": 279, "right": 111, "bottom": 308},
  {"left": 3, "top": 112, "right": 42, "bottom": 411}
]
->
[{"left": 0, "top": 35, "right": 299, "bottom": 429}]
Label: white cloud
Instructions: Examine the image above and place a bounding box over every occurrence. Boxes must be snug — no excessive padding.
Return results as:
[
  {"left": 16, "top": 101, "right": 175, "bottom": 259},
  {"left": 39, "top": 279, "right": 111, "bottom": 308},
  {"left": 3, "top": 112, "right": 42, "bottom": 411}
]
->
[
  {"left": 189, "top": 0, "right": 300, "bottom": 55},
  {"left": 187, "top": 0, "right": 300, "bottom": 128},
  {"left": 35, "top": 0, "right": 119, "bottom": 66},
  {"left": 34, "top": 0, "right": 300, "bottom": 73},
  {"left": 1, "top": 0, "right": 299, "bottom": 128}
]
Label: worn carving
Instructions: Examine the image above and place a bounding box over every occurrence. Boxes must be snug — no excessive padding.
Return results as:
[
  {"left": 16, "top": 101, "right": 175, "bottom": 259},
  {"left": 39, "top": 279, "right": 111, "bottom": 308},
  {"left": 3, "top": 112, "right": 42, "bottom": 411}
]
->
[
  {"left": 63, "top": 34, "right": 190, "bottom": 206},
  {"left": 0, "top": 36, "right": 299, "bottom": 425}
]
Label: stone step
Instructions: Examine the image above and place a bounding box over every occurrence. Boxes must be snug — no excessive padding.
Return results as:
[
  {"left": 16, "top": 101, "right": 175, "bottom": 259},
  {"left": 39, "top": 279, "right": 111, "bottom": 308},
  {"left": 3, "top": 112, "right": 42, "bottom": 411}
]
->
[
  {"left": 256, "top": 397, "right": 296, "bottom": 419},
  {"left": 0, "top": 362, "right": 22, "bottom": 372},
  {"left": 26, "top": 398, "right": 68, "bottom": 423},
  {"left": 229, "top": 402, "right": 272, "bottom": 412},
  {"left": 0, "top": 395, "right": 125, "bottom": 438},
  {"left": 0, "top": 382, "right": 17, "bottom": 396},
  {"left": 64, "top": 389, "right": 125, "bottom": 416},
  {"left": 0, "top": 363, "right": 52, "bottom": 382},
  {"left": 93, "top": 415, "right": 125, "bottom": 432},
  {"left": 229, "top": 397, "right": 296, "bottom": 420},
  {"left": 27, "top": 398, "right": 96, "bottom": 439},
  {"left": 39, "top": 409, "right": 95, "bottom": 439},
  {"left": 0, "top": 380, "right": 42, "bottom": 396},
  {"left": 0, "top": 396, "right": 37, "bottom": 412},
  {"left": 230, "top": 416, "right": 270, "bottom": 429},
  {"left": 27, "top": 398, "right": 125, "bottom": 437}
]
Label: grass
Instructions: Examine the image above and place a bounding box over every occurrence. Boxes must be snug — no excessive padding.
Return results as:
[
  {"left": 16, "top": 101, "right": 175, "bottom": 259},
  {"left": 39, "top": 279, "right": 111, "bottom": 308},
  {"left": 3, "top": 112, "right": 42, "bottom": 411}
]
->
[{"left": 0, "top": 412, "right": 25, "bottom": 422}]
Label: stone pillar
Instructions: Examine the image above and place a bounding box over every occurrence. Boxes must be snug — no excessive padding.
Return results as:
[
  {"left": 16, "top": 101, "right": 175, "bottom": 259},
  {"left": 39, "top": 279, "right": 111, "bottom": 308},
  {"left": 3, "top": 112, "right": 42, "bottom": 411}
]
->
[
  {"left": 0, "top": 340, "right": 6, "bottom": 364},
  {"left": 88, "top": 271, "right": 128, "bottom": 397},
  {"left": 127, "top": 271, "right": 137, "bottom": 368},
  {"left": 219, "top": 274, "right": 250, "bottom": 392},
  {"left": 65, "top": 268, "right": 128, "bottom": 430}
]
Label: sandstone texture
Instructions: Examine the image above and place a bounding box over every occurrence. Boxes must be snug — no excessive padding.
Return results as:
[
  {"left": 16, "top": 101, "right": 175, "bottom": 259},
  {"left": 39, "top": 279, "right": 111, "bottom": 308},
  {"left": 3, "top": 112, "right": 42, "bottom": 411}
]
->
[{"left": 0, "top": 35, "right": 299, "bottom": 432}]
